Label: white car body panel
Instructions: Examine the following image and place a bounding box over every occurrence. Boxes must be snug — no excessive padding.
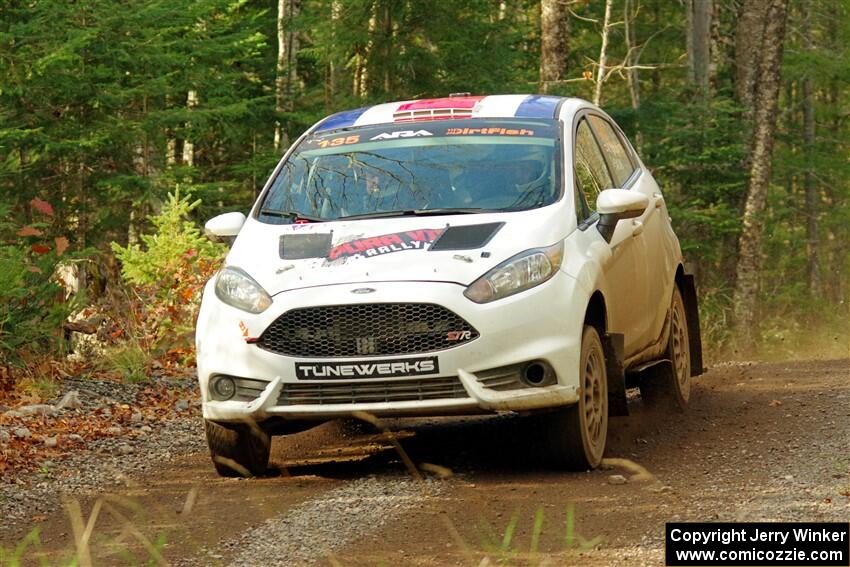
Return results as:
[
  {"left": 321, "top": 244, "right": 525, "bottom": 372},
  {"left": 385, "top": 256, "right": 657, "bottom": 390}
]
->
[{"left": 196, "top": 94, "right": 686, "bottom": 424}]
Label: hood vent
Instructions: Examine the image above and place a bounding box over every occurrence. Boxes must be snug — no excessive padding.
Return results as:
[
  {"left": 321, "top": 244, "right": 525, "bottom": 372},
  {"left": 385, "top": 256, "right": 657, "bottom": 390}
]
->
[
  {"left": 429, "top": 222, "right": 504, "bottom": 251},
  {"left": 279, "top": 233, "right": 333, "bottom": 260}
]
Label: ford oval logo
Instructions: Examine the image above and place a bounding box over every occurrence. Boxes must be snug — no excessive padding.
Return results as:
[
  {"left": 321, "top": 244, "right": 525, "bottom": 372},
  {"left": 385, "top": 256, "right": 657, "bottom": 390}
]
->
[{"left": 351, "top": 287, "right": 376, "bottom": 294}]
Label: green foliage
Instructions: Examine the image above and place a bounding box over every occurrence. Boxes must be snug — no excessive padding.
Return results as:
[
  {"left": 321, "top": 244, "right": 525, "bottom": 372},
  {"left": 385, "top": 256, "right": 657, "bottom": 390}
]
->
[
  {"left": 626, "top": 94, "right": 747, "bottom": 277},
  {"left": 111, "top": 190, "right": 225, "bottom": 361},
  {"left": 111, "top": 189, "right": 222, "bottom": 288},
  {"left": 103, "top": 342, "right": 150, "bottom": 383},
  {"left": 0, "top": 0, "right": 848, "bottom": 360},
  {"left": 0, "top": 202, "right": 71, "bottom": 369}
]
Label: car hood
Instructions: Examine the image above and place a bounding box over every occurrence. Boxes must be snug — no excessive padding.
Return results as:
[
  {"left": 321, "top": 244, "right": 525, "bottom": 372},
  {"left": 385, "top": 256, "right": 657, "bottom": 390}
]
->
[{"left": 225, "top": 209, "right": 568, "bottom": 296}]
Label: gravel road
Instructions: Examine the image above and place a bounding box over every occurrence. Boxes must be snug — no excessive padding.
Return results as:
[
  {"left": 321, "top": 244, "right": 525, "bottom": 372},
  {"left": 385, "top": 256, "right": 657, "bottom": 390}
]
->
[{"left": 1, "top": 358, "right": 848, "bottom": 566}]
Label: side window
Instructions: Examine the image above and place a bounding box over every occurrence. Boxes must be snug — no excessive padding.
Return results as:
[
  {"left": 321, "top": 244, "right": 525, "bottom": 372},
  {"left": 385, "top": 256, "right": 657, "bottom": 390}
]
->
[
  {"left": 588, "top": 115, "right": 636, "bottom": 187},
  {"left": 574, "top": 119, "right": 613, "bottom": 215}
]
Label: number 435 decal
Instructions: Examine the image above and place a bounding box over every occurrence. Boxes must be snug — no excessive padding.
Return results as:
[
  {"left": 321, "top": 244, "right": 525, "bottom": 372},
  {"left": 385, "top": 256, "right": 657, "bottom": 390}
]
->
[{"left": 317, "top": 135, "right": 360, "bottom": 148}]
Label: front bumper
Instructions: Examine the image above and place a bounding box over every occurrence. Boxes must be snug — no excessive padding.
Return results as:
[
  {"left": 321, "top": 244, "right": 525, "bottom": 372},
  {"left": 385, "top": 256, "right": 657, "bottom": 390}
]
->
[{"left": 196, "top": 272, "right": 588, "bottom": 423}]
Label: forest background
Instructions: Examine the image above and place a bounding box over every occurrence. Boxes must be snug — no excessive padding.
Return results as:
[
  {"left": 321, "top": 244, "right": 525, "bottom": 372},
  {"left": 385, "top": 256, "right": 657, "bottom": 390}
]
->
[{"left": 0, "top": 0, "right": 848, "bottom": 392}]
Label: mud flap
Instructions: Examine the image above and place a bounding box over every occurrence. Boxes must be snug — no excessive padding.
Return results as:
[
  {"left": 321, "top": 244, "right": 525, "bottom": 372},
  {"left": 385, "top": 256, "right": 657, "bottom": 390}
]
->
[
  {"left": 680, "top": 274, "right": 705, "bottom": 376},
  {"left": 603, "top": 332, "right": 628, "bottom": 416},
  {"left": 634, "top": 359, "right": 676, "bottom": 390}
]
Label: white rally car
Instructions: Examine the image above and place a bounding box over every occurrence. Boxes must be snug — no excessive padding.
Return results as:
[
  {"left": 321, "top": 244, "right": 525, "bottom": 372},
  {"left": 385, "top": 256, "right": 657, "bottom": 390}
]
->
[{"left": 197, "top": 94, "right": 703, "bottom": 476}]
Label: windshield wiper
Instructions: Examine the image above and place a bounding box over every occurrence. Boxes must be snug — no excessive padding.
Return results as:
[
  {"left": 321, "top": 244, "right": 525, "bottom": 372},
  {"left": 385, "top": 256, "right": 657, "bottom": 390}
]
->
[
  {"left": 335, "top": 208, "right": 496, "bottom": 221},
  {"left": 259, "top": 209, "right": 326, "bottom": 222}
]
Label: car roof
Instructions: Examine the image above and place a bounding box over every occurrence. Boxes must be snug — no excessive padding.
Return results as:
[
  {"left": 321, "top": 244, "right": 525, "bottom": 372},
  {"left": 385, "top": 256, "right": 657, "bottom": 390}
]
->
[{"left": 313, "top": 94, "right": 585, "bottom": 133}]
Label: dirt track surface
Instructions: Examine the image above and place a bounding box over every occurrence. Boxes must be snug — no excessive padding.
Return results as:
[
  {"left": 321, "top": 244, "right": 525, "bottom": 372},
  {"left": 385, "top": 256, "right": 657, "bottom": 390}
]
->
[{"left": 2, "top": 358, "right": 849, "bottom": 566}]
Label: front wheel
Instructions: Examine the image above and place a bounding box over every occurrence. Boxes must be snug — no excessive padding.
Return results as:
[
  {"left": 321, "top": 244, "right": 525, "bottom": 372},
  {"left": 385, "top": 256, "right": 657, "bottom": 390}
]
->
[
  {"left": 204, "top": 419, "right": 270, "bottom": 477},
  {"left": 543, "top": 325, "right": 609, "bottom": 470},
  {"left": 640, "top": 286, "right": 691, "bottom": 410}
]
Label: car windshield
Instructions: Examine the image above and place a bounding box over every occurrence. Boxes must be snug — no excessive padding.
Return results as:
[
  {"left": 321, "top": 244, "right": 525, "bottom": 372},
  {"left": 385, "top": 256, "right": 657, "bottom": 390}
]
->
[{"left": 258, "top": 119, "right": 561, "bottom": 223}]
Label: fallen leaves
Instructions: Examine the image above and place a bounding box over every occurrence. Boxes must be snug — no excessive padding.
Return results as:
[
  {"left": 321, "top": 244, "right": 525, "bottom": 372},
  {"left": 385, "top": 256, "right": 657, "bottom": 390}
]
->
[
  {"left": 17, "top": 226, "right": 43, "bottom": 237},
  {"left": 0, "top": 376, "right": 198, "bottom": 479},
  {"left": 55, "top": 236, "right": 69, "bottom": 256},
  {"left": 30, "top": 198, "right": 54, "bottom": 216}
]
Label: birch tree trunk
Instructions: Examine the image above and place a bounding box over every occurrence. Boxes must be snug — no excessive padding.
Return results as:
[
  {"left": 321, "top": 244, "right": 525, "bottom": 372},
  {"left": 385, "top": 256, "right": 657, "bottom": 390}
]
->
[
  {"left": 275, "top": 0, "right": 299, "bottom": 152},
  {"left": 359, "top": 4, "right": 378, "bottom": 99},
  {"left": 593, "top": 0, "right": 613, "bottom": 106},
  {"left": 735, "top": 0, "right": 769, "bottom": 112},
  {"left": 382, "top": 3, "right": 393, "bottom": 94},
  {"left": 182, "top": 90, "right": 197, "bottom": 167},
  {"left": 709, "top": 0, "right": 724, "bottom": 90},
  {"left": 327, "top": 1, "right": 341, "bottom": 106},
  {"left": 539, "top": 0, "right": 569, "bottom": 93},
  {"left": 624, "top": 0, "right": 642, "bottom": 152},
  {"left": 731, "top": 0, "right": 789, "bottom": 346},
  {"left": 165, "top": 95, "right": 176, "bottom": 167},
  {"left": 686, "top": 0, "right": 712, "bottom": 96}
]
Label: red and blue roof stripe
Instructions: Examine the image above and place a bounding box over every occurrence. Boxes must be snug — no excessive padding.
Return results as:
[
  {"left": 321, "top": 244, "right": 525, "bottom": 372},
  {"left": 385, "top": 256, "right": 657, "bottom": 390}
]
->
[
  {"left": 313, "top": 106, "right": 370, "bottom": 132},
  {"left": 514, "top": 95, "right": 562, "bottom": 118},
  {"left": 313, "top": 94, "right": 564, "bottom": 132}
]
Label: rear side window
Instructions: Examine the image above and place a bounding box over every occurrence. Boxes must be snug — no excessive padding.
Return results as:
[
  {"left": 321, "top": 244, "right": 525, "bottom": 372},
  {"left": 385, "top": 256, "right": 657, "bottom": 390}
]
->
[
  {"left": 574, "top": 119, "right": 613, "bottom": 213},
  {"left": 588, "top": 115, "right": 636, "bottom": 187}
]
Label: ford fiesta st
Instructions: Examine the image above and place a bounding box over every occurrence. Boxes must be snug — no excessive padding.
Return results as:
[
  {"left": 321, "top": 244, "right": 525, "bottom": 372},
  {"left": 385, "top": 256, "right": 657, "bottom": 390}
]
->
[{"left": 196, "top": 94, "right": 703, "bottom": 476}]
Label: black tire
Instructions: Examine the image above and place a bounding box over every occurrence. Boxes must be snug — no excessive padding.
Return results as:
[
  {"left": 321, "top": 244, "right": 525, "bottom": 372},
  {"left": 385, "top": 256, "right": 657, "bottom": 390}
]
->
[
  {"left": 640, "top": 286, "right": 691, "bottom": 411},
  {"left": 204, "top": 419, "right": 270, "bottom": 477},
  {"left": 544, "top": 325, "right": 609, "bottom": 470}
]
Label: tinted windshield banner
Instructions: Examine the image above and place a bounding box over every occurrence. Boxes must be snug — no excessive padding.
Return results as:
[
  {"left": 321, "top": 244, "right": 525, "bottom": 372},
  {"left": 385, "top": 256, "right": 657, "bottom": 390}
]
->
[{"left": 301, "top": 119, "right": 560, "bottom": 150}]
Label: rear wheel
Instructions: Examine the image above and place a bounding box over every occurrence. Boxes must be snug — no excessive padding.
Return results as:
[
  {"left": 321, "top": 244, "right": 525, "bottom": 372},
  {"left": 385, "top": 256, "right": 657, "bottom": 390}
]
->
[
  {"left": 640, "top": 286, "right": 691, "bottom": 410},
  {"left": 204, "top": 419, "right": 270, "bottom": 477},
  {"left": 544, "top": 325, "right": 608, "bottom": 470}
]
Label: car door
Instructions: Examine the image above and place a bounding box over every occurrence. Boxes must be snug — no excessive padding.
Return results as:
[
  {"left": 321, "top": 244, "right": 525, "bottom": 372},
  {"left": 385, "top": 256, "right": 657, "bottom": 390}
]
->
[
  {"left": 586, "top": 114, "right": 670, "bottom": 350},
  {"left": 573, "top": 116, "right": 649, "bottom": 357}
]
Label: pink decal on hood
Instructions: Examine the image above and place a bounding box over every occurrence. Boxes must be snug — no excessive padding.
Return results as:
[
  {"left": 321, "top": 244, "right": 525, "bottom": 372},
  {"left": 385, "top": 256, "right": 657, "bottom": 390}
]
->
[{"left": 328, "top": 228, "right": 444, "bottom": 261}]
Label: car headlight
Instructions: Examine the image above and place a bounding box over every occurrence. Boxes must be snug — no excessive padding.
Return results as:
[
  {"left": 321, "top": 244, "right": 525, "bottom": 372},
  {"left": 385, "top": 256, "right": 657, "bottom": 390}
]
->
[
  {"left": 464, "top": 242, "right": 563, "bottom": 303},
  {"left": 214, "top": 266, "right": 272, "bottom": 313}
]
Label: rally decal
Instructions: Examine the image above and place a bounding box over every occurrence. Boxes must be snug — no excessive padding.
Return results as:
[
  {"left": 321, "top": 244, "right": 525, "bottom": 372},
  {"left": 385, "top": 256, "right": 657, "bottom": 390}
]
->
[
  {"left": 327, "top": 228, "right": 443, "bottom": 262},
  {"left": 303, "top": 121, "right": 557, "bottom": 150},
  {"left": 446, "top": 126, "right": 536, "bottom": 137},
  {"left": 295, "top": 356, "right": 439, "bottom": 379}
]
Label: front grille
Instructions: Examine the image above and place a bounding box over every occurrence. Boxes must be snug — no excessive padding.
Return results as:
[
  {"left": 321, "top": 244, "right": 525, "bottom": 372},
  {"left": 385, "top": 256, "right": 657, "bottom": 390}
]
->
[
  {"left": 277, "top": 376, "right": 468, "bottom": 405},
  {"left": 257, "top": 303, "right": 479, "bottom": 357}
]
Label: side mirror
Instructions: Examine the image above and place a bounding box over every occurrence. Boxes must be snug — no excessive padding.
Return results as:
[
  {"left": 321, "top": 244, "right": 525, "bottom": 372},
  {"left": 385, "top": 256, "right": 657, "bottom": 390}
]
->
[
  {"left": 595, "top": 189, "right": 649, "bottom": 243},
  {"left": 205, "top": 212, "right": 246, "bottom": 238}
]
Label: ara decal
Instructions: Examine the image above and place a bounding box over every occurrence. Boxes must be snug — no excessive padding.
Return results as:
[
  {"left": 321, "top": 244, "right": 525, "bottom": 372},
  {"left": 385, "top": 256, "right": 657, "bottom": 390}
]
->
[
  {"left": 369, "top": 129, "right": 433, "bottom": 140},
  {"left": 327, "top": 228, "right": 443, "bottom": 261}
]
